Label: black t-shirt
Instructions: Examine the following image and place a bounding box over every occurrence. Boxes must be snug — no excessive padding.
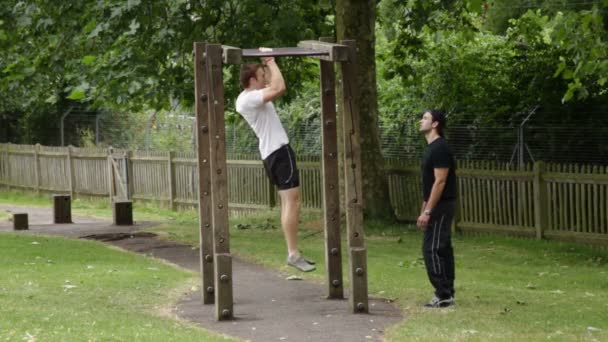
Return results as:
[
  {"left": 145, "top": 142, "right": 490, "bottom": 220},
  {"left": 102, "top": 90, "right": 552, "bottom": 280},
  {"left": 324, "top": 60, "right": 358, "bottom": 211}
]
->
[{"left": 421, "top": 137, "right": 457, "bottom": 202}]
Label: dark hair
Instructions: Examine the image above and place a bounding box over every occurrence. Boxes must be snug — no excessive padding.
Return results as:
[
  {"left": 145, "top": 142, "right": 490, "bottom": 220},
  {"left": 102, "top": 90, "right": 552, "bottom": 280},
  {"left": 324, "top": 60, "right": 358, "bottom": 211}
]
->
[
  {"left": 239, "top": 64, "right": 263, "bottom": 89},
  {"left": 427, "top": 109, "right": 447, "bottom": 137}
]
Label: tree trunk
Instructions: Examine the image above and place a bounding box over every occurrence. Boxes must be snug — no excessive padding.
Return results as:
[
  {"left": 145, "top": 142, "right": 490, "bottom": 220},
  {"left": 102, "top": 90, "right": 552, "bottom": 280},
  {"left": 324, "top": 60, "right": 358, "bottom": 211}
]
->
[{"left": 336, "top": 0, "right": 394, "bottom": 220}]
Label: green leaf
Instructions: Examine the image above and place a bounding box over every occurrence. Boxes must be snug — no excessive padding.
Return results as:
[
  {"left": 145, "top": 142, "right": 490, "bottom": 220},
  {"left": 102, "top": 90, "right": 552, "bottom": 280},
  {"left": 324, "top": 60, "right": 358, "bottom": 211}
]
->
[
  {"left": 67, "top": 89, "right": 86, "bottom": 100},
  {"left": 82, "top": 55, "right": 96, "bottom": 65},
  {"left": 88, "top": 23, "right": 106, "bottom": 39},
  {"left": 45, "top": 95, "right": 58, "bottom": 104},
  {"left": 110, "top": 6, "right": 124, "bottom": 19},
  {"left": 553, "top": 62, "right": 566, "bottom": 78},
  {"left": 83, "top": 19, "right": 97, "bottom": 34},
  {"left": 466, "top": 0, "right": 483, "bottom": 13},
  {"left": 127, "top": 20, "right": 140, "bottom": 35},
  {"left": 126, "top": 0, "right": 142, "bottom": 10},
  {"left": 128, "top": 81, "right": 141, "bottom": 94}
]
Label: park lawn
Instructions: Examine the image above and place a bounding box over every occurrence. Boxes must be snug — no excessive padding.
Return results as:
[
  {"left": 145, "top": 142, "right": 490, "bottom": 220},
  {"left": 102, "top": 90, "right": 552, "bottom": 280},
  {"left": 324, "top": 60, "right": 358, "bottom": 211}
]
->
[
  {"left": 0, "top": 233, "right": 236, "bottom": 341},
  {"left": 149, "top": 212, "right": 608, "bottom": 342},
  {"left": 2, "top": 191, "right": 608, "bottom": 341}
]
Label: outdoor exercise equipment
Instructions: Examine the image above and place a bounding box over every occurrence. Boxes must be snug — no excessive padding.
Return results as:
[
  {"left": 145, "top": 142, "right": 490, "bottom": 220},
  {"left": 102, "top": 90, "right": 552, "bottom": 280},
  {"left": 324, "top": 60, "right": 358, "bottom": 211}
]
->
[
  {"left": 193, "top": 39, "right": 368, "bottom": 321},
  {"left": 13, "top": 213, "right": 28, "bottom": 230},
  {"left": 112, "top": 200, "right": 133, "bottom": 225},
  {"left": 53, "top": 194, "right": 72, "bottom": 224}
]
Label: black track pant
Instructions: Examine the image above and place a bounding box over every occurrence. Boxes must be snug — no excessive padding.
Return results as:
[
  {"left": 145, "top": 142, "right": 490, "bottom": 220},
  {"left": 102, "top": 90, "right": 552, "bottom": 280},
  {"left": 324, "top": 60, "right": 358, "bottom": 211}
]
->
[{"left": 422, "top": 200, "right": 456, "bottom": 300}]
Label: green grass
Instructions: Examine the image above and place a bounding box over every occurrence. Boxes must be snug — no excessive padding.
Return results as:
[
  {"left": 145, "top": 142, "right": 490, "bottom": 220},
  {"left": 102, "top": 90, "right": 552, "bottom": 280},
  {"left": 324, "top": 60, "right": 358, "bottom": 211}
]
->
[
  {"left": 149, "top": 212, "right": 608, "bottom": 342},
  {"left": 2, "top": 190, "right": 608, "bottom": 341},
  {"left": 0, "top": 233, "right": 235, "bottom": 341},
  {"left": 0, "top": 191, "right": 234, "bottom": 341}
]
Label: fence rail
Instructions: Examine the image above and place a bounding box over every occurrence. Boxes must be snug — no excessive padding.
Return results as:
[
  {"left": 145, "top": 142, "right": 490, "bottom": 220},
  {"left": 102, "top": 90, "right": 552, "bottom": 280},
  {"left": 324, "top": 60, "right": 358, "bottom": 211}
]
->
[{"left": 1, "top": 143, "right": 607, "bottom": 246}]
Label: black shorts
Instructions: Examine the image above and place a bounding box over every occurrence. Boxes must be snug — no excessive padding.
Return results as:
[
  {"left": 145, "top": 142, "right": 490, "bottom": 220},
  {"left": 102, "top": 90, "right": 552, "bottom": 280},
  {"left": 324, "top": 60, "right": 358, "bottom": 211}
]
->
[{"left": 263, "top": 144, "right": 300, "bottom": 190}]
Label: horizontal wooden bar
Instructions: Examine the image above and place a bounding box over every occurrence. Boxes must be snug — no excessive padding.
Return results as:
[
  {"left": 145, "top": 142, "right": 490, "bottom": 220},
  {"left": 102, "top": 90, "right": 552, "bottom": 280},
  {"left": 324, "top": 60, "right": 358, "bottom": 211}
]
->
[
  {"left": 242, "top": 47, "right": 328, "bottom": 58},
  {"left": 173, "top": 199, "right": 198, "bottom": 205},
  {"left": 226, "top": 160, "right": 263, "bottom": 166},
  {"left": 132, "top": 194, "right": 171, "bottom": 201},
  {"left": 386, "top": 165, "right": 535, "bottom": 179},
  {"left": 458, "top": 222, "right": 536, "bottom": 237},
  {"left": 130, "top": 156, "right": 168, "bottom": 162},
  {"left": 172, "top": 158, "right": 197, "bottom": 165},
  {"left": 297, "top": 40, "right": 349, "bottom": 62},
  {"left": 544, "top": 230, "right": 608, "bottom": 245},
  {"left": 73, "top": 191, "right": 107, "bottom": 196},
  {"left": 70, "top": 155, "right": 107, "bottom": 160},
  {"left": 543, "top": 173, "right": 608, "bottom": 185},
  {"left": 227, "top": 203, "right": 269, "bottom": 210},
  {"left": 5, "top": 150, "right": 35, "bottom": 156}
]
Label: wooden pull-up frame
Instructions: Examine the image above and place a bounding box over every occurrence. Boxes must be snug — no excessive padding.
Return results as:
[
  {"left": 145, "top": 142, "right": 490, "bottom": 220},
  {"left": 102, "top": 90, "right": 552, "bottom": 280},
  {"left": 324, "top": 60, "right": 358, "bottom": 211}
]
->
[{"left": 193, "top": 38, "right": 368, "bottom": 321}]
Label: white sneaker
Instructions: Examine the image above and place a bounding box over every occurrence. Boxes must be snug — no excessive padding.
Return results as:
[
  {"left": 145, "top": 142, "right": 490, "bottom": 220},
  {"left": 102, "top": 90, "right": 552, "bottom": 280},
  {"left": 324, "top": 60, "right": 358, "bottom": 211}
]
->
[
  {"left": 424, "top": 295, "right": 454, "bottom": 308},
  {"left": 287, "top": 255, "right": 316, "bottom": 272}
]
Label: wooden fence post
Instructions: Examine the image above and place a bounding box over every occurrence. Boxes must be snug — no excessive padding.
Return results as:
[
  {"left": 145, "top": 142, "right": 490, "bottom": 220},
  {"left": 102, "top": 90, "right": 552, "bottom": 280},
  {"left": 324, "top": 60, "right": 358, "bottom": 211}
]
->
[
  {"left": 107, "top": 147, "right": 115, "bottom": 205},
  {"left": 168, "top": 151, "right": 176, "bottom": 210},
  {"left": 34, "top": 144, "right": 40, "bottom": 194},
  {"left": 267, "top": 179, "right": 276, "bottom": 209},
  {"left": 126, "top": 150, "right": 134, "bottom": 199},
  {"left": 4, "top": 143, "right": 10, "bottom": 191},
  {"left": 67, "top": 145, "right": 75, "bottom": 198},
  {"left": 452, "top": 197, "right": 461, "bottom": 234},
  {"left": 533, "top": 161, "right": 548, "bottom": 239}
]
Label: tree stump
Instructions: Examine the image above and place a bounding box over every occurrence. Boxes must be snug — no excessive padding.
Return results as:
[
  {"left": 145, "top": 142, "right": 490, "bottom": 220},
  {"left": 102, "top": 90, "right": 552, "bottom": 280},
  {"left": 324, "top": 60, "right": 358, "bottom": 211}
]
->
[
  {"left": 53, "top": 194, "right": 72, "bottom": 223},
  {"left": 13, "top": 213, "right": 28, "bottom": 230},
  {"left": 113, "top": 200, "right": 133, "bottom": 225}
]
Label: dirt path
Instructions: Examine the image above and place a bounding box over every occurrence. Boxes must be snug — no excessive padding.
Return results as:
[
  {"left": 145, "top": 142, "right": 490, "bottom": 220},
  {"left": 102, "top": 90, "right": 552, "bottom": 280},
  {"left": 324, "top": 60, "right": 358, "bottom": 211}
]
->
[{"left": 0, "top": 205, "right": 402, "bottom": 342}]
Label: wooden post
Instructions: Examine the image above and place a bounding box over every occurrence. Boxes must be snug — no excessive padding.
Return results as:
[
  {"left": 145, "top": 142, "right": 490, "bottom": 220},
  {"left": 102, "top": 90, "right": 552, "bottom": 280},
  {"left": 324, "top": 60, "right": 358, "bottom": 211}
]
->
[
  {"left": 194, "top": 41, "right": 215, "bottom": 305},
  {"left": 167, "top": 151, "right": 176, "bottom": 210},
  {"left": 126, "top": 150, "right": 134, "bottom": 199},
  {"left": 113, "top": 200, "right": 133, "bottom": 225},
  {"left": 320, "top": 43, "right": 343, "bottom": 299},
  {"left": 533, "top": 161, "right": 548, "bottom": 239},
  {"left": 206, "top": 43, "right": 233, "bottom": 320},
  {"left": 53, "top": 194, "right": 72, "bottom": 223},
  {"left": 339, "top": 39, "right": 368, "bottom": 313},
  {"left": 4, "top": 143, "right": 10, "bottom": 191},
  {"left": 67, "top": 146, "right": 75, "bottom": 198},
  {"left": 13, "top": 213, "right": 28, "bottom": 230},
  {"left": 34, "top": 144, "right": 40, "bottom": 194},
  {"left": 107, "top": 147, "right": 115, "bottom": 205},
  {"left": 268, "top": 179, "right": 276, "bottom": 209}
]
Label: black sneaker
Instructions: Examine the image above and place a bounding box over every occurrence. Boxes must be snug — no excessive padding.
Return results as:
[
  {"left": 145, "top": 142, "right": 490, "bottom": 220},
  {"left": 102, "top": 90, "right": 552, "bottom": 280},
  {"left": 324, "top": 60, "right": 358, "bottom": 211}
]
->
[{"left": 424, "top": 296, "right": 454, "bottom": 308}]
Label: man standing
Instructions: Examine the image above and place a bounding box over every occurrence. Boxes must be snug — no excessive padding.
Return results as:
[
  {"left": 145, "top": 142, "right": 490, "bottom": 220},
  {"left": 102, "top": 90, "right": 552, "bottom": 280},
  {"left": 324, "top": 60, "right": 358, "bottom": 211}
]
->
[
  {"left": 417, "top": 109, "right": 457, "bottom": 308},
  {"left": 235, "top": 48, "right": 315, "bottom": 272}
]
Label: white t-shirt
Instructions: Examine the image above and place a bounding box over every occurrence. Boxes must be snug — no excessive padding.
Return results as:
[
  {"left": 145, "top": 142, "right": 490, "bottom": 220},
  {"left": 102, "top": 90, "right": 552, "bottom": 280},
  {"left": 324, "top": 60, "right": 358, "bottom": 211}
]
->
[{"left": 235, "top": 89, "right": 289, "bottom": 160}]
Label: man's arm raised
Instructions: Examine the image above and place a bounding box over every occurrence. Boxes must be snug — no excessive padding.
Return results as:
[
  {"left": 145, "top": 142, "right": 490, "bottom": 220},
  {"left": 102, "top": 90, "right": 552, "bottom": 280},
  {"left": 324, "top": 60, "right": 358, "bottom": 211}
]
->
[{"left": 260, "top": 52, "right": 286, "bottom": 103}]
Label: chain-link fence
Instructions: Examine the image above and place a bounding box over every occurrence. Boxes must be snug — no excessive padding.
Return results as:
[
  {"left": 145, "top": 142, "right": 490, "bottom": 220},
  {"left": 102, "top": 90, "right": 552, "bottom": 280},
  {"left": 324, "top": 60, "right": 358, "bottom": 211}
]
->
[{"left": 3, "top": 108, "right": 608, "bottom": 165}]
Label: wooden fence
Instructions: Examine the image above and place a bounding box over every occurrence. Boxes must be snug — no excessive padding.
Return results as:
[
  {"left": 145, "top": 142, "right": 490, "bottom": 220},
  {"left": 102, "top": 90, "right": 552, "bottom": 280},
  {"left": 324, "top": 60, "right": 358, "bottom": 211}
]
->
[{"left": 1, "top": 143, "right": 607, "bottom": 245}]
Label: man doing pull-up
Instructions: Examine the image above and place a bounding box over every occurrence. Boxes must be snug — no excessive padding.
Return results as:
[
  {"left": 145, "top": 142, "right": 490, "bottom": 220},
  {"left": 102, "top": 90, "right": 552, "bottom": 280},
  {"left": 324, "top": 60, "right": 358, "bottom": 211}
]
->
[{"left": 236, "top": 48, "right": 315, "bottom": 272}]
